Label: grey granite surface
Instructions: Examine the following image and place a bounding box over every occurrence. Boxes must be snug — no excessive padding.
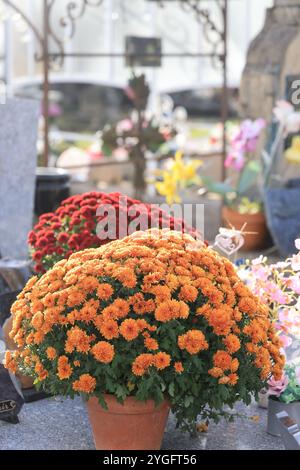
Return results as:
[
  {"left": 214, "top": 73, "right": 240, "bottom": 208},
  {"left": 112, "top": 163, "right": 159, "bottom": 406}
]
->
[
  {"left": 0, "top": 97, "right": 39, "bottom": 259},
  {"left": 0, "top": 396, "right": 284, "bottom": 450}
]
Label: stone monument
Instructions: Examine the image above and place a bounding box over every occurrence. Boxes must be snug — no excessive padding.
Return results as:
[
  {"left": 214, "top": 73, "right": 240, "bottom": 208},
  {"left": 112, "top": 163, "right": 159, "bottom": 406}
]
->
[
  {"left": 240, "top": 0, "right": 300, "bottom": 121},
  {"left": 0, "top": 97, "right": 40, "bottom": 260}
]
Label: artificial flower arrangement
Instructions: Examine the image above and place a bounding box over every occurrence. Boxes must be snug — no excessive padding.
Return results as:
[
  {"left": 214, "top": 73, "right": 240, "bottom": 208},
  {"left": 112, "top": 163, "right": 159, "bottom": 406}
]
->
[
  {"left": 237, "top": 240, "right": 300, "bottom": 408},
  {"left": 28, "top": 191, "right": 197, "bottom": 274},
  {"left": 6, "top": 229, "right": 284, "bottom": 439},
  {"left": 238, "top": 239, "right": 300, "bottom": 344},
  {"left": 100, "top": 73, "right": 177, "bottom": 197}
]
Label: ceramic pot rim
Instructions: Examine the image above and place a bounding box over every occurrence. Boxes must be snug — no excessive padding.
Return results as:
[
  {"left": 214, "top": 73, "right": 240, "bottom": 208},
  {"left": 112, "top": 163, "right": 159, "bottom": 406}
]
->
[{"left": 88, "top": 395, "right": 170, "bottom": 415}]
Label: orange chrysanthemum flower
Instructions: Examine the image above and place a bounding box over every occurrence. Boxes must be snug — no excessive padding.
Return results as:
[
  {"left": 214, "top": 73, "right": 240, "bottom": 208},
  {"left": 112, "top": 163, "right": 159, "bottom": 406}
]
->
[
  {"left": 91, "top": 341, "right": 115, "bottom": 363},
  {"left": 238, "top": 297, "right": 257, "bottom": 316},
  {"left": 155, "top": 300, "right": 189, "bottom": 322},
  {"left": 65, "top": 326, "right": 92, "bottom": 354},
  {"left": 119, "top": 319, "right": 140, "bottom": 341},
  {"left": 178, "top": 330, "right": 208, "bottom": 354},
  {"left": 144, "top": 337, "right": 159, "bottom": 351},
  {"left": 207, "top": 306, "right": 233, "bottom": 336},
  {"left": 208, "top": 367, "right": 223, "bottom": 378},
  {"left": 213, "top": 350, "right": 232, "bottom": 371},
  {"left": 174, "top": 361, "right": 184, "bottom": 374},
  {"left": 97, "top": 283, "right": 114, "bottom": 300},
  {"left": 154, "top": 352, "right": 171, "bottom": 370},
  {"left": 131, "top": 294, "right": 156, "bottom": 315},
  {"left": 72, "top": 374, "right": 96, "bottom": 393},
  {"left": 46, "top": 347, "right": 57, "bottom": 360},
  {"left": 218, "top": 376, "right": 230, "bottom": 385},
  {"left": 132, "top": 353, "right": 154, "bottom": 376},
  {"left": 31, "top": 312, "right": 44, "bottom": 330},
  {"left": 99, "top": 319, "right": 119, "bottom": 340},
  {"left": 57, "top": 355, "right": 73, "bottom": 380},
  {"left": 228, "top": 373, "right": 238, "bottom": 386},
  {"left": 223, "top": 334, "right": 241, "bottom": 354},
  {"left": 102, "top": 299, "right": 130, "bottom": 320},
  {"left": 179, "top": 285, "right": 198, "bottom": 303}
]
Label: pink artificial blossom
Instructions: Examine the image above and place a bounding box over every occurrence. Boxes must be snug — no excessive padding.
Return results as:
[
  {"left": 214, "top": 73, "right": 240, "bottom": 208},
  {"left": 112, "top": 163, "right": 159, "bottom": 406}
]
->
[
  {"left": 225, "top": 151, "right": 245, "bottom": 171},
  {"left": 268, "top": 373, "right": 289, "bottom": 398},
  {"left": 296, "top": 367, "right": 300, "bottom": 387},
  {"left": 291, "top": 253, "right": 300, "bottom": 272},
  {"left": 279, "top": 334, "right": 293, "bottom": 349},
  {"left": 225, "top": 119, "right": 265, "bottom": 171},
  {"left": 116, "top": 119, "right": 133, "bottom": 133}
]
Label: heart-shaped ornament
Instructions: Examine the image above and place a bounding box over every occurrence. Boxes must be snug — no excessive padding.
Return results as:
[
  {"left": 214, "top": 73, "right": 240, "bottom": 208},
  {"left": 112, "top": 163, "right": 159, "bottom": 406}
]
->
[{"left": 215, "top": 229, "right": 245, "bottom": 256}]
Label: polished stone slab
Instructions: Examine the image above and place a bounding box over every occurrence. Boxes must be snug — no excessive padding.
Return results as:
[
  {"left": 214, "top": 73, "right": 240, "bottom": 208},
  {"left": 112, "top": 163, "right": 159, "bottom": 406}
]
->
[
  {"left": 0, "top": 396, "right": 284, "bottom": 450},
  {"left": 0, "top": 98, "right": 39, "bottom": 259}
]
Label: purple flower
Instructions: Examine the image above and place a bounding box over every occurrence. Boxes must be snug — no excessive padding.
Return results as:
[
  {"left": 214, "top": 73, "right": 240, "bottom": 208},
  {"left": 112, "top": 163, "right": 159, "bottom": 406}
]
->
[{"left": 225, "top": 150, "right": 245, "bottom": 171}]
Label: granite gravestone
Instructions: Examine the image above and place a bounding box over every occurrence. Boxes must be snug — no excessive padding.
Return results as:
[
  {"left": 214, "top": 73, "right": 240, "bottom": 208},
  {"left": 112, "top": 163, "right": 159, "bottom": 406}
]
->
[
  {"left": 0, "top": 97, "right": 39, "bottom": 260},
  {"left": 0, "top": 341, "right": 24, "bottom": 424},
  {"left": 276, "top": 411, "right": 300, "bottom": 450}
]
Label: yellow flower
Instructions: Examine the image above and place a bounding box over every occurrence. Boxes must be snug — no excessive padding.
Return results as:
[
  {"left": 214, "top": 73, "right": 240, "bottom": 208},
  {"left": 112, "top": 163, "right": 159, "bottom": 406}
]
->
[
  {"left": 285, "top": 136, "right": 300, "bottom": 164},
  {"left": 155, "top": 173, "right": 181, "bottom": 205},
  {"left": 154, "top": 151, "right": 202, "bottom": 204}
]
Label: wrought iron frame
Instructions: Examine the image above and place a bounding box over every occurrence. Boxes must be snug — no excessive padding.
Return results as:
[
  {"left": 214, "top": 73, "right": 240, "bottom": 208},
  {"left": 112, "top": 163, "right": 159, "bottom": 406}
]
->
[{"left": 1, "top": 0, "right": 228, "bottom": 179}]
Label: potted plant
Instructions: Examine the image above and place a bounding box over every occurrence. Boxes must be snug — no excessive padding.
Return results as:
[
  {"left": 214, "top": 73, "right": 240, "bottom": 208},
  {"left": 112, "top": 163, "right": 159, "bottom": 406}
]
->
[
  {"left": 202, "top": 119, "right": 268, "bottom": 251},
  {"left": 267, "top": 364, "right": 300, "bottom": 436},
  {"left": 28, "top": 191, "right": 197, "bottom": 274},
  {"left": 5, "top": 229, "right": 283, "bottom": 450}
]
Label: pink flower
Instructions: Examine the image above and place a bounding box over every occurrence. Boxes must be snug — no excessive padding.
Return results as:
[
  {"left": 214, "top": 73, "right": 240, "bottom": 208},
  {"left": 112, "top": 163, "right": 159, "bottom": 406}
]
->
[
  {"left": 273, "top": 100, "right": 294, "bottom": 124},
  {"left": 252, "top": 255, "right": 266, "bottom": 266},
  {"left": 116, "top": 119, "right": 133, "bottom": 134},
  {"left": 251, "top": 266, "right": 269, "bottom": 282},
  {"left": 268, "top": 373, "right": 289, "bottom": 397},
  {"left": 279, "top": 334, "right": 293, "bottom": 348},
  {"left": 288, "top": 275, "right": 300, "bottom": 294},
  {"left": 291, "top": 253, "right": 300, "bottom": 272},
  {"left": 240, "top": 119, "right": 265, "bottom": 140},
  {"left": 295, "top": 239, "right": 300, "bottom": 251},
  {"left": 296, "top": 367, "right": 300, "bottom": 387},
  {"left": 225, "top": 150, "right": 245, "bottom": 171}
]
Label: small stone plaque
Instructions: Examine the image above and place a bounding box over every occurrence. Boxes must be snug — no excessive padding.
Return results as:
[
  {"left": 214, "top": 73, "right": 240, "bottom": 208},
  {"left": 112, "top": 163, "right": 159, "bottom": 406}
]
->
[
  {"left": 0, "top": 363, "right": 24, "bottom": 424},
  {"left": 125, "top": 36, "right": 162, "bottom": 67}
]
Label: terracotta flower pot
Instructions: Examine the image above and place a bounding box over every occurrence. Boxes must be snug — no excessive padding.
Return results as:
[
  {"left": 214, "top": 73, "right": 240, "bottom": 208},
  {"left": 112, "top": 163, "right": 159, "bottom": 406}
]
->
[
  {"left": 222, "top": 206, "right": 270, "bottom": 252},
  {"left": 2, "top": 316, "right": 34, "bottom": 390},
  {"left": 87, "top": 395, "right": 170, "bottom": 450}
]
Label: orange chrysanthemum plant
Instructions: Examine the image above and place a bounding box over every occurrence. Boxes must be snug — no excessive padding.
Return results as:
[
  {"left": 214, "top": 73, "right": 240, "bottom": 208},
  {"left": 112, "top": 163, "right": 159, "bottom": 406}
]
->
[{"left": 5, "top": 230, "right": 284, "bottom": 434}]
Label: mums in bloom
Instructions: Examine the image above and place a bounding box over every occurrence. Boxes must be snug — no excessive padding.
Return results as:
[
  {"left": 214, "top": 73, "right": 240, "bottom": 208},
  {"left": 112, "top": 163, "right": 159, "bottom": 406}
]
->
[
  {"left": 6, "top": 229, "right": 284, "bottom": 433},
  {"left": 28, "top": 192, "right": 200, "bottom": 274}
]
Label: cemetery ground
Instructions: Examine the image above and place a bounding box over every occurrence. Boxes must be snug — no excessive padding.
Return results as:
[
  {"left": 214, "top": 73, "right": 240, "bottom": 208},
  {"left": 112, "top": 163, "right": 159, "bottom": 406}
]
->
[{"left": 0, "top": 396, "right": 283, "bottom": 450}]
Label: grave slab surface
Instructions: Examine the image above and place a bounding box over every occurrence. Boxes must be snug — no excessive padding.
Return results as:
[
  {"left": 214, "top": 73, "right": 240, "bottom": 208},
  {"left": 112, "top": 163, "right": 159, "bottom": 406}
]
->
[{"left": 0, "top": 396, "right": 284, "bottom": 450}]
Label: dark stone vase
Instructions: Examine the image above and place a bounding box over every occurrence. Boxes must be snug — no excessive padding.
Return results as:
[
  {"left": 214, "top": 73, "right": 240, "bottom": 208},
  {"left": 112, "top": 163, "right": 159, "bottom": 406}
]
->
[
  {"left": 267, "top": 396, "right": 300, "bottom": 437},
  {"left": 35, "top": 167, "right": 71, "bottom": 217},
  {"left": 264, "top": 182, "right": 300, "bottom": 257},
  {"left": 0, "top": 291, "right": 20, "bottom": 329}
]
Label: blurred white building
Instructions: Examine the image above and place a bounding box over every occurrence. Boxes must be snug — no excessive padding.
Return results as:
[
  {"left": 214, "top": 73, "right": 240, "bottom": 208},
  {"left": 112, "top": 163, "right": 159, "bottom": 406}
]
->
[{"left": 0, "top": 0, "right": 273, "bottom": 90}]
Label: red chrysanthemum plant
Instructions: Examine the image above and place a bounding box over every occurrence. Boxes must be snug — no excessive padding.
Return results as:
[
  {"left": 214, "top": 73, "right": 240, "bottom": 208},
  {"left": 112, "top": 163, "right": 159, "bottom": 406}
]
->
[{"left": 28, "top": 192, "right": 200, "bottom": 274}]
